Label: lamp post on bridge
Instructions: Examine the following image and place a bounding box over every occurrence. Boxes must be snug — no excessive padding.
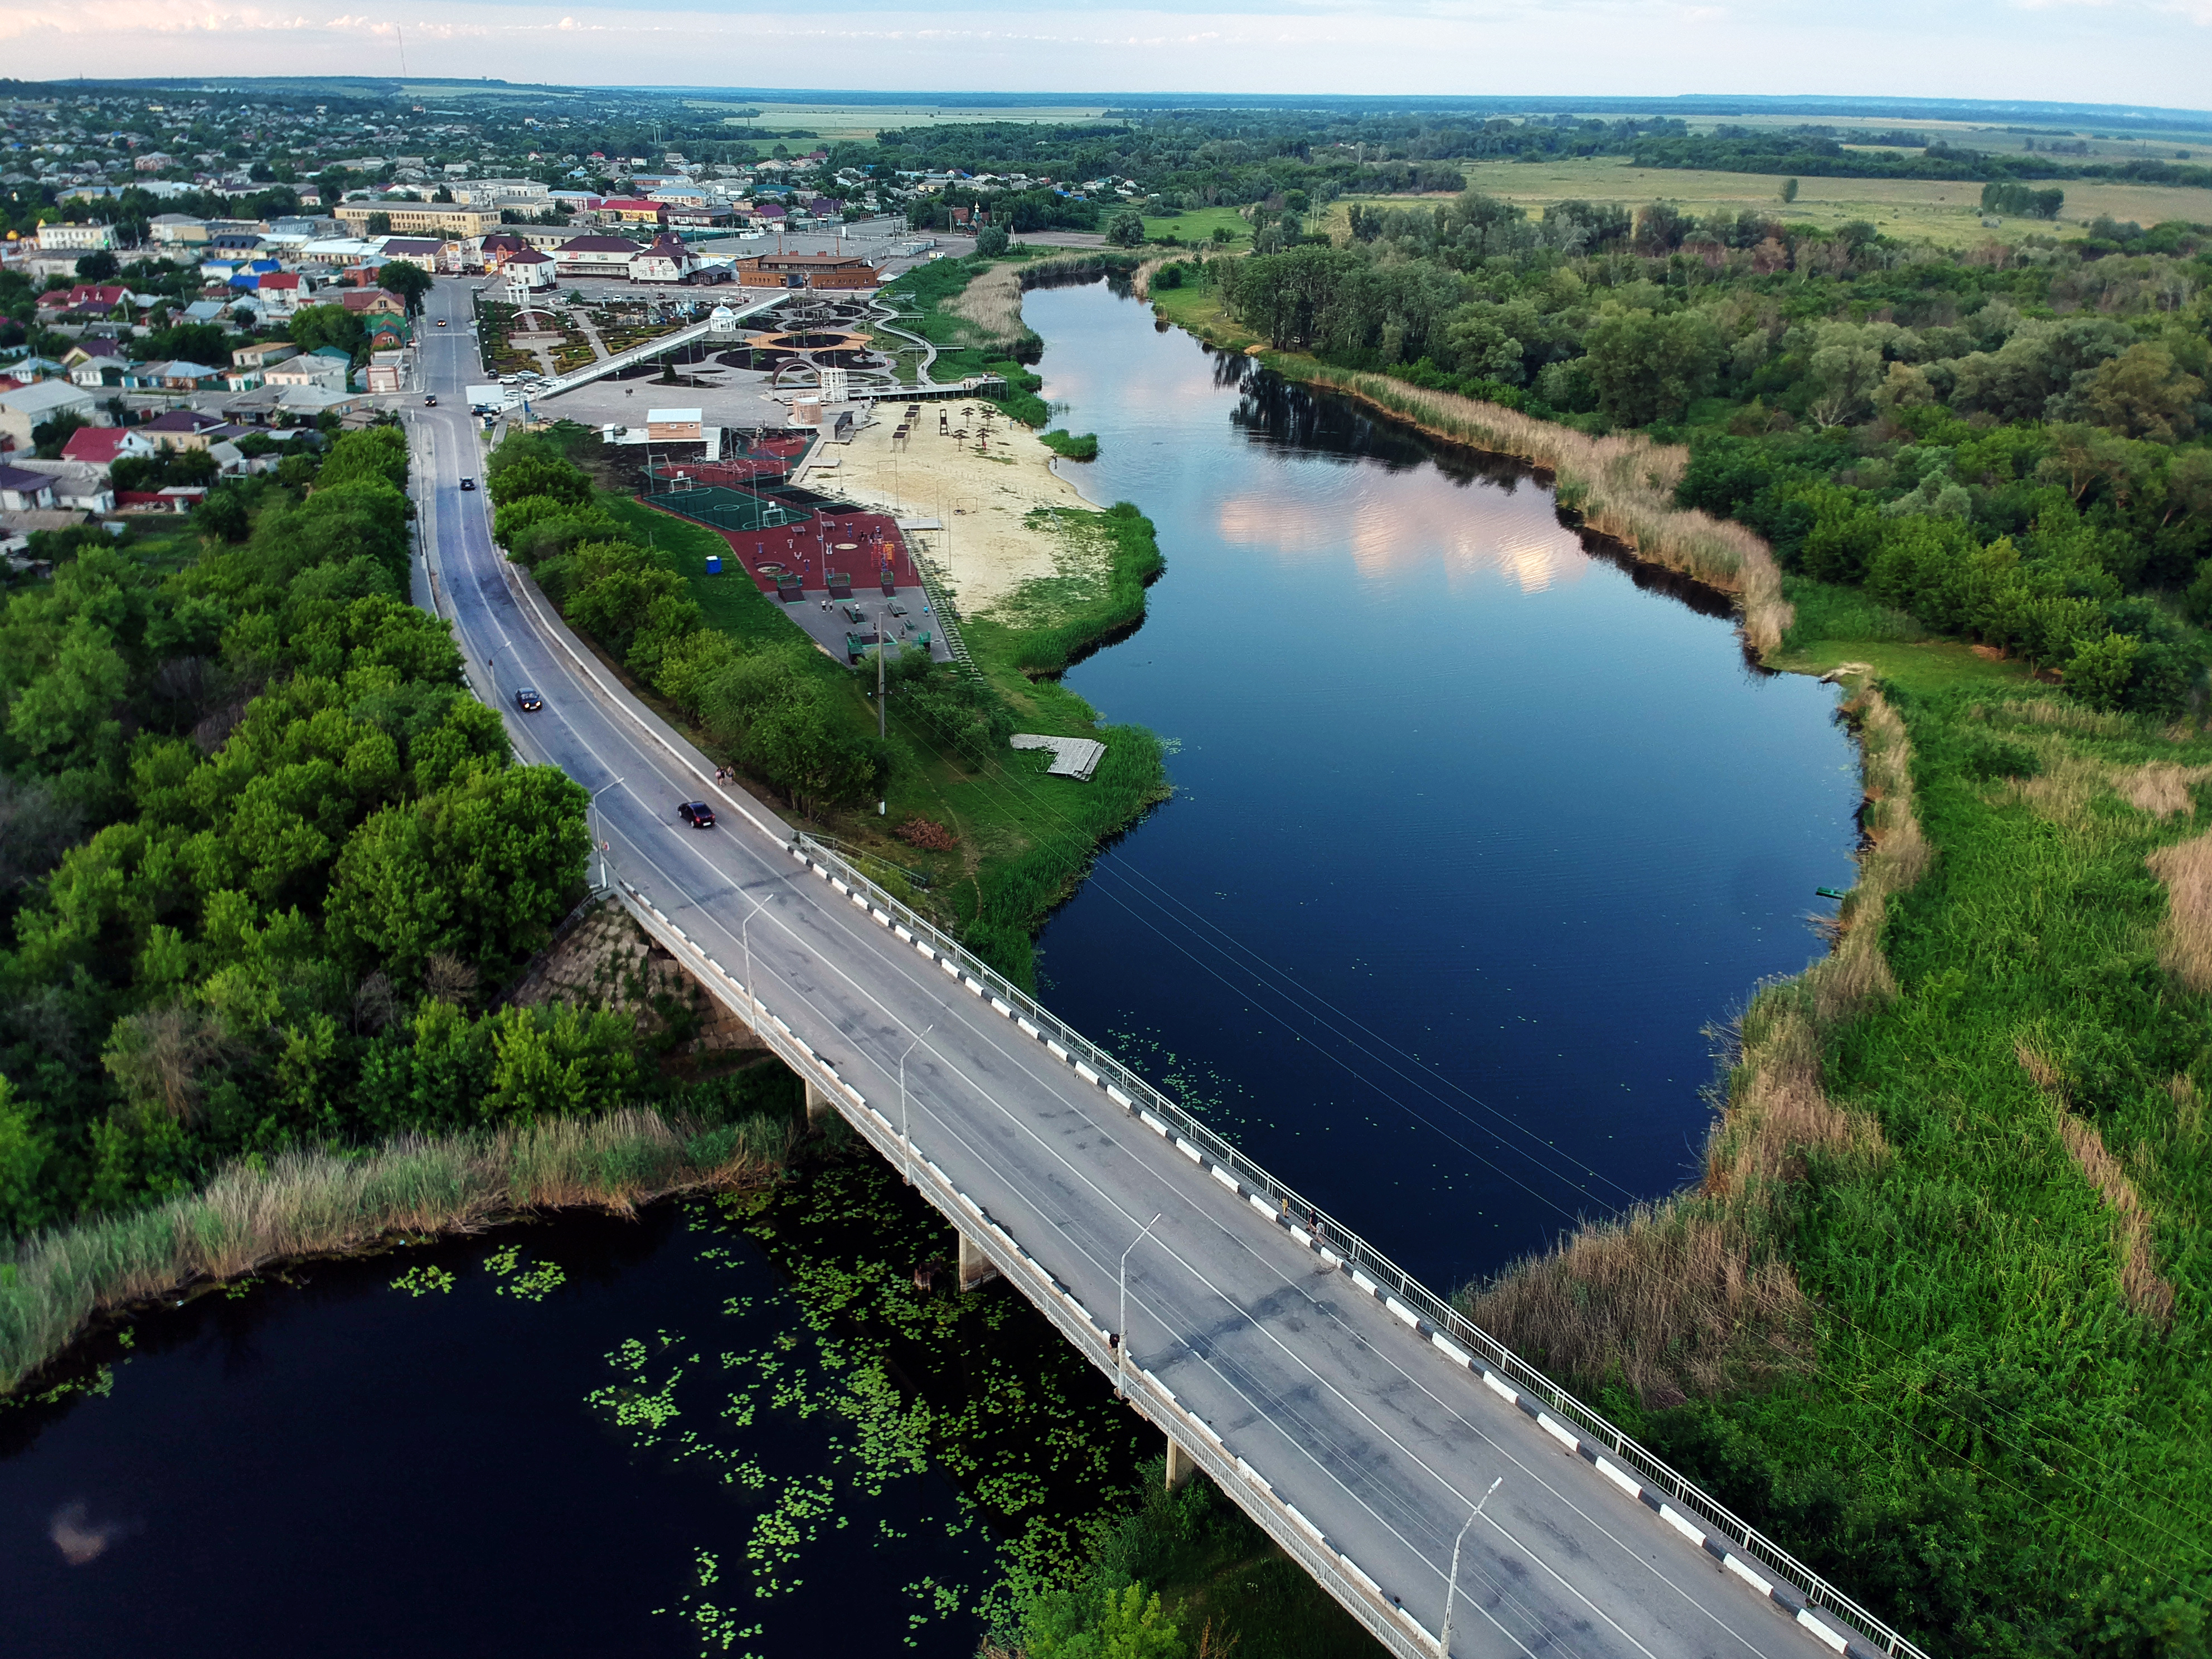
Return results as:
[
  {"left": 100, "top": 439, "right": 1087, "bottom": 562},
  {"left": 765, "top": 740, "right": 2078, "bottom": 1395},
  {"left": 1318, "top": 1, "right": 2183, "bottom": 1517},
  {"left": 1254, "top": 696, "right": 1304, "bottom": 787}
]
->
[
  {"left": 1437, "top": 1477, "right": 1502, "bottom": 1659},
  {"left": 1117, "top": 1211, "right": 1163, "bottom": 1402},
  {"left": 589, "top": 778, "right": 623, "bottom": 890}
]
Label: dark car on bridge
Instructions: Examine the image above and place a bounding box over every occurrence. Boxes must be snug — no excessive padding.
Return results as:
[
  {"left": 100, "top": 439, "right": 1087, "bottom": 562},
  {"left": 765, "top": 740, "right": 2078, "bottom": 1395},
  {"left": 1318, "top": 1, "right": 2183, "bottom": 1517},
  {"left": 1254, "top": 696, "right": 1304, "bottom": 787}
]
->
[
  {"left": 513, "top": 687, "right": 542, "bottom": 711},
  {"left": 678, "top": 802, "right": 716, "bottom": 829}
]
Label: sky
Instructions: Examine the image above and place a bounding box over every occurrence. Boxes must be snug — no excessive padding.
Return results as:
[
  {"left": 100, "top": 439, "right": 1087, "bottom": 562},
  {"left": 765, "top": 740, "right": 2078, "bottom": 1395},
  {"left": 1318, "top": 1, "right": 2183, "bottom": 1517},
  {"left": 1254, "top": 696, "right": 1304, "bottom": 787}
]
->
[{"left": 3, "top": 0, "right": 2209, "bottom": 111}]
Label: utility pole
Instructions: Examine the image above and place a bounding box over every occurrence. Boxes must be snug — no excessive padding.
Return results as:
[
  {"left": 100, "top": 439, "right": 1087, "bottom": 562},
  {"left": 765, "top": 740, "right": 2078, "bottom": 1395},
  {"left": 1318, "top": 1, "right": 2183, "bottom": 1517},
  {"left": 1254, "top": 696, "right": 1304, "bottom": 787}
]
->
[
  {"left": 1437, "top": 1478, "right": 1502, "bottom": 1659},
  {"left": 1117, "top": 1212, "right": 1164, "bottom": 1401},
  {"left": 589, "top": 778, "right": 622, "bottom": 890}
]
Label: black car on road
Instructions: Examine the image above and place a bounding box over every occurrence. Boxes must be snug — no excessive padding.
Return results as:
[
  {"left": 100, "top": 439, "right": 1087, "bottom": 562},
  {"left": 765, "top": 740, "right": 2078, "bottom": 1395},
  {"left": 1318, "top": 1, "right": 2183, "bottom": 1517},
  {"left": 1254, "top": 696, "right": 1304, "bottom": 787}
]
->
[
  {"left": 514, "top": 687, "right": 543, "bottom": 711},
  {"left": 678, "top": 802, "right": 716, "bottom": 828},
  {"left": 459, "top": 477, "right": 476, "bottom": 491}
]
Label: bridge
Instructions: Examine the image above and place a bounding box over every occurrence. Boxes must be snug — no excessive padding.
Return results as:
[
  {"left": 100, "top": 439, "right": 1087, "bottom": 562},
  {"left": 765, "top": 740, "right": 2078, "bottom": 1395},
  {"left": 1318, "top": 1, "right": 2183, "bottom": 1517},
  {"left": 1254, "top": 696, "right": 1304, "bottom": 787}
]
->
[{"left": 405, "top": 278, "right": 1927, "bottom": 1659}]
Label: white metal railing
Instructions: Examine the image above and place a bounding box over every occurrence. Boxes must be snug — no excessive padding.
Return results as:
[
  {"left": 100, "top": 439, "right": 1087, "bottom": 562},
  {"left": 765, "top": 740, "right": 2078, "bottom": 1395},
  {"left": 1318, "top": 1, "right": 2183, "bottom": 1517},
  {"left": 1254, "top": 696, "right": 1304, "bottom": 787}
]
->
[
  {"left": 604, "top": 876, "right": 1436, "bottom": 1659},
  {"left": 784, "top": 832, "right": 1932, "bottom": 1659}
]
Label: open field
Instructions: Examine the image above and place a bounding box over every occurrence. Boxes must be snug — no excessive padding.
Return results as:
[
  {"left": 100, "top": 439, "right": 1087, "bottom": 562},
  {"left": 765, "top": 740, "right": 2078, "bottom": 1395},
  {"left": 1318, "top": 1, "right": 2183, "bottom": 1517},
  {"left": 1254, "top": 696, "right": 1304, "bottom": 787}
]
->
[
  {"left": 1140, "top": 203, "right": 1250, "bottom": 246},
  {"left": 677, "top": 102, "right": 1113, "bottom": 143},
  {"left": 1337, "top": 156, "right": 2212, "bottom": 245}
]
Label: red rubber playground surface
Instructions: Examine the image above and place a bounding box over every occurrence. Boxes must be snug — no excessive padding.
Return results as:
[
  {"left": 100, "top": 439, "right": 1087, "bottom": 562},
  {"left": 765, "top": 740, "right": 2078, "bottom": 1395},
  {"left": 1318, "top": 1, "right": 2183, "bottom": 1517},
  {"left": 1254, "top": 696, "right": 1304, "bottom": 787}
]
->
[{"left": 647, "top": 499, "right": 920, "bottom": 598}]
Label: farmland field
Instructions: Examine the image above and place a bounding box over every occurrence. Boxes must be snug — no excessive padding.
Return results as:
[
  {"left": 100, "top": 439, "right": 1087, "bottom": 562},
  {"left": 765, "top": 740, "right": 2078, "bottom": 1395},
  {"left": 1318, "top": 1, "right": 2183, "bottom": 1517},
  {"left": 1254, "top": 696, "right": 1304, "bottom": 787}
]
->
[{"left": 1334, "top": 155, "right": 2212, "bottom": 245}]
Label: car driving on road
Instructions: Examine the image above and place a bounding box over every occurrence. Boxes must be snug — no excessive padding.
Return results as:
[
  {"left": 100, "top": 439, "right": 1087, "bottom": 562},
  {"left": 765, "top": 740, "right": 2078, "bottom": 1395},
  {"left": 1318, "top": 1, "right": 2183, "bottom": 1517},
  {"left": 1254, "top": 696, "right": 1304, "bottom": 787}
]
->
[
  {"left": 424, "top": 395, "right": 437, "bottom": 406},
  {"left": 459, "top": 477, "right": 476, "bottom": 491},
  {"left": 514, "top": 687, "right": 543, "bottom": 711},
  {"left": 678, "top": 802, "right": 716, "bottom": 828}
]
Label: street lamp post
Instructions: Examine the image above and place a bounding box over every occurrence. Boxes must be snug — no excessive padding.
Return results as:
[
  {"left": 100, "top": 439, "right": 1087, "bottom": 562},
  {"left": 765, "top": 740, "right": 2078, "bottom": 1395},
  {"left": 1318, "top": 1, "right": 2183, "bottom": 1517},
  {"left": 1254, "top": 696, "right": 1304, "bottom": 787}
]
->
[
  {"left": 1437, "top": 1477, "right": 1502, "bottom": 1659},
  {"left": 1117, "top": 1212, "right": 1165, "bottom": 1401},
  {"left": 898, "top": 1024, "right": 932, "bottom": 1186},
  {"left": 589, "top": 778, "right": 622, "bottom": 889}
]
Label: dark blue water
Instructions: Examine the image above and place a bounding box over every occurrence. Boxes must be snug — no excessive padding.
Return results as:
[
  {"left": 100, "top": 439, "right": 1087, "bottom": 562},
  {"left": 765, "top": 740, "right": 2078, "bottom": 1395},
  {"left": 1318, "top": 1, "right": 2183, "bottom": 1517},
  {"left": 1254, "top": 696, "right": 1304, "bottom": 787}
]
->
[{"left": 1027, "top": 280, "right": 1860, "bottom": 1292}]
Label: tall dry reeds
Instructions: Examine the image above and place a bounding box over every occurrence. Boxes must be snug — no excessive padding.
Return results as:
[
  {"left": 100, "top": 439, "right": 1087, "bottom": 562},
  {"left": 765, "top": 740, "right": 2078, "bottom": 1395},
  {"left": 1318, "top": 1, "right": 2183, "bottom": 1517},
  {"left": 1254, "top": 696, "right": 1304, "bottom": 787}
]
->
[
  {"left": 1457, "top": 685, "right": 1922, "bottom": 1405},
  {"left": 2017, "top": 1042, "right": 2177, "bottom": 1327},
  {"left": 2147, "top": 830, "right": 2212, "bottom": 993},
  {"left": 944, "top": 260, "right": 1033, "bottom": 350},
  {"left": 1, "top": 1108, "right": 791, "bottom": 1394},
  {"left": 1291, "top": 366, "right": 1793, "bottom": 654}
]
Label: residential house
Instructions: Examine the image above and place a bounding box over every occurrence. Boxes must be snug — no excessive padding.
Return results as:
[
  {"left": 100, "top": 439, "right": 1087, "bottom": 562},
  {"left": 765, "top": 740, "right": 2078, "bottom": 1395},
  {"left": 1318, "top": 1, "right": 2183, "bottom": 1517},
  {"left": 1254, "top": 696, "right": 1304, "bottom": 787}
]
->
[
  {"left": 240, "top": 271, "right": 304, "bottom": 318},
  {"left": 0, "top": 465, "right": 59, "bottom": 511},
  {"left": 336, "top": 289, "right": 406, "bottom": 319},
  {"left": 231, "top": 342, "right": 299, "bottom": 370},
  {"left": 221, "top": 383, "right": 361, "bottom": 424},
  {"left": 629, "top": 235, "right": 700, "bottom": 284},
  {"left": 264, "top": 349, "right": 352, "bottom": 391},
  {"left": 7, "top": 459, "right": 114, "bottom": 512},
  {"left": 0, "top": 380, "right": 101, "bottom": 447},
  {"left": 62, "top": 339, "right": 128, "bottom": 387},
  {"left": 36, "top": 283, "right": 128, "bottom": 316},
  {"left": 61, "top": 425, "right": 158, "bottom": 474},
  {"left": 376, "top": 236, "right": 446, "bottom": 266},
  {"left": 666, "top": 204, "right": 737, "bottom": 231},
  {"left": 363, "top": 350, "right": 406, "bottom": 394},
  {"left": 125, "top": 361, "right": 226, "bottom": 392},
  {"left": 138, "top": 411, "right": 234, "bottom": 450}
]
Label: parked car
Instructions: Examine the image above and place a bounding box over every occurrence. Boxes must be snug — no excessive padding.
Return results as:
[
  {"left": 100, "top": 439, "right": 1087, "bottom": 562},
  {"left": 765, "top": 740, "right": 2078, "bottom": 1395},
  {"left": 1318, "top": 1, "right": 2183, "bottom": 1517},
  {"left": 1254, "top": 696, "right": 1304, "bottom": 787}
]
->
[
  {"left": 459, "top": 477, "right": 476, "bottom": 491},
  {"left": 513, "top": 687, "right": 542, "bottom": 711},
  {"left": 678, "top": 801, "right": 716, "bottom": 829}
]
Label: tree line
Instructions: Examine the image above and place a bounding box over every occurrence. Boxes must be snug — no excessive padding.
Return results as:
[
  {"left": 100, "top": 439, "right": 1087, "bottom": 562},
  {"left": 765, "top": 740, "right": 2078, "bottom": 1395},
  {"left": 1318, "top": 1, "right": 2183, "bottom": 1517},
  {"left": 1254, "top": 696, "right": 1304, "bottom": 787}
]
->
[{"left": 1212, "top": 191, "right": 2212, "bottom": 714}]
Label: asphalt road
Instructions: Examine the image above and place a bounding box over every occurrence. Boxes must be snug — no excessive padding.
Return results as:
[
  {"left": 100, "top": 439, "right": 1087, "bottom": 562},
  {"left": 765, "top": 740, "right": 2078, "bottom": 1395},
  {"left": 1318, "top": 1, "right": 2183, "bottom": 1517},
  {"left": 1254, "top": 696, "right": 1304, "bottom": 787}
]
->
[{"left": 405, "top": 276, "right": 1853, "bottom": 1659}]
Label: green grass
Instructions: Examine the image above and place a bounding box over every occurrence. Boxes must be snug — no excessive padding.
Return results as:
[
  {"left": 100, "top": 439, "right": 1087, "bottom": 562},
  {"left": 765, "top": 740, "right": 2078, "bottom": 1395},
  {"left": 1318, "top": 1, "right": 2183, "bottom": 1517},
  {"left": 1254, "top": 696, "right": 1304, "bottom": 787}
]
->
[
  {"left": 1768, "top": 575, "right": 2034, "bottom": 695},
  {"left": 1584, "top": 613, "right": 2212, "bottom": 1652},
  {"left": 1039, "top": 429, "right": 1099, "bottom": 462},
  {"left": 1136, "top": 205, "right": 1249, "bottom": 248}
]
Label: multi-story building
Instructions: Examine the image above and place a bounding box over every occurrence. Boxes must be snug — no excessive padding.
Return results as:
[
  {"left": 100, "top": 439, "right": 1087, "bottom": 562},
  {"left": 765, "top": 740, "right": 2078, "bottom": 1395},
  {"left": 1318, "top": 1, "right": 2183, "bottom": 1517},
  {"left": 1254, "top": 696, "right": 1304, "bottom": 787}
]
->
[
  {"left": 334, "top": 202, "right": 501, "bottom": 237},
  {"left": 36, "top": 222, "right": 115, "bottom": 251}
]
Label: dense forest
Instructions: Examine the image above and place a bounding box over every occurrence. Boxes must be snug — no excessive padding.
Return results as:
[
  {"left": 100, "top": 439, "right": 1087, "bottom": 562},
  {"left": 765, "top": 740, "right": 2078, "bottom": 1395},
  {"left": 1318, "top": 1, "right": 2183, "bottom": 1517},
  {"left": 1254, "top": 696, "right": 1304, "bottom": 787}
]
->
[
  {"left": 0, "top": 429, "right": 632, "bottom": 1236},
  {"left": 1209, "top": 198, "right": 2212, "bottom": 714}
]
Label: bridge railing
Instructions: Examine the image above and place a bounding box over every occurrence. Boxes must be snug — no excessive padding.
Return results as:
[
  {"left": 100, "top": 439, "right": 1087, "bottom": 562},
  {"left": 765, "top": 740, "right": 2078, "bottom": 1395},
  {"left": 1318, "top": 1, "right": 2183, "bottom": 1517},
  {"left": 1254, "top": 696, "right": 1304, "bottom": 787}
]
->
[{"left": 788, "top": 832, "right": 1932, "bottom": 1659}]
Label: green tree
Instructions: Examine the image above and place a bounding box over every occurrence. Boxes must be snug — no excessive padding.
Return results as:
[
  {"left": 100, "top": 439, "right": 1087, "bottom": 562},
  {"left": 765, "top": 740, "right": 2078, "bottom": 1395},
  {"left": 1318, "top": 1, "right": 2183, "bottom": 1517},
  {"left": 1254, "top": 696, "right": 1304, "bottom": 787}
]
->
[
  {"left": 365, "top": 211, "right": 392, "bottom": 237},
  {"left": 380, "top": 259, "right": 434, "bottom": 318},
  {"left": 1025, "top": 1583, "right": 1186, "bottom": 1659},
  {"left": 974, "top": 224, "right": 1010, "bottom": 258},
  {"left": 30, "top": 410, "right": 90, "bottom": 458},
  {"left": 75, "top": 249, "right": 120, "bottom": 283},
  {"left": 0, "top": 1073, "right": 51, "bottom": 1239},
  {"left": 1779, "top": 177, "right": 1799, "bottom": 204},
  {"left": 289, "top": 303, "right": 367, "bottom": 362},
  {"left": 1580, "top": 307, "right": 1723, "bottom": 424},
  {"left": 1106, "top": 210, "right": 1146, "bottom": 249}
]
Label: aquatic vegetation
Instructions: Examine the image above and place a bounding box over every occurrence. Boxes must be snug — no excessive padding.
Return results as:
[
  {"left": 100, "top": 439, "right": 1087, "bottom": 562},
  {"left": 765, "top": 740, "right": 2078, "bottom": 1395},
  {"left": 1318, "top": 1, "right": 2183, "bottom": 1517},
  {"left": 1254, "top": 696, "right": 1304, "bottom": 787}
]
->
[{"left": 391, "top": 1265, "right": 457, "bottom": 1297}]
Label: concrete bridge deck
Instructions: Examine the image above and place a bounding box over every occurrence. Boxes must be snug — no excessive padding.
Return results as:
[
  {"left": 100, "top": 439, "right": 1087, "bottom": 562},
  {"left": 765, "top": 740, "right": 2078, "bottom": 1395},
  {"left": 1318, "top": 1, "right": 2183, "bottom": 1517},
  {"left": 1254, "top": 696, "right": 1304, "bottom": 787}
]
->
[{"left": 405, "top": 277, "right": 1926, "bottom": 1659}]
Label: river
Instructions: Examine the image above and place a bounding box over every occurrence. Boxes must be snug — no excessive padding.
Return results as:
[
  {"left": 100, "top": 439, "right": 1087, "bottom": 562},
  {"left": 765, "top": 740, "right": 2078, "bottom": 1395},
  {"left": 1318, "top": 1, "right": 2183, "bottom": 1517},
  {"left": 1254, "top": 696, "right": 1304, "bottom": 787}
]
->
[{"left": 0, "top": 277, "right": 1860, "bottom": 1656}]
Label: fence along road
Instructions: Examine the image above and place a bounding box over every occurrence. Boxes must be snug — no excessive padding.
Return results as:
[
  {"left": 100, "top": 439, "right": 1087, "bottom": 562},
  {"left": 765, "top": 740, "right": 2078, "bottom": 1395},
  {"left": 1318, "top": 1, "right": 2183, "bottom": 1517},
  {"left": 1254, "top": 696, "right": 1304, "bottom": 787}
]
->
[{"left": 408, "top": 277, "right": 1922, "bottom": 1659}]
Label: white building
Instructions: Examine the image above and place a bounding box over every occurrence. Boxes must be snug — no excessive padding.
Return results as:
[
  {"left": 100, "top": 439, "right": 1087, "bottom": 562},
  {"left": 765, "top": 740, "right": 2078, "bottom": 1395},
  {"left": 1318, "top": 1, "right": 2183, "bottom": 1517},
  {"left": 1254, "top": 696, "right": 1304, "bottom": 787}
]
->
[
  {"left": 37, "top": 223, "right": 117, "bottom": 252},
  {"left": 0, "top": 380, "right": 101, "bottom": 447}
]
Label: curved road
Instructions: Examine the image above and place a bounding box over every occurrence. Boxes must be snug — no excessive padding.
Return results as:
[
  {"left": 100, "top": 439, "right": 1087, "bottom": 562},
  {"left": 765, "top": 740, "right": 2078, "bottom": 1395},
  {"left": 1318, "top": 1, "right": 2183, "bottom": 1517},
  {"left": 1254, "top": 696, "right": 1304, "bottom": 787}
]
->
[{"left": 404, "top": 276, "right": 1878, "bottom": 1659}]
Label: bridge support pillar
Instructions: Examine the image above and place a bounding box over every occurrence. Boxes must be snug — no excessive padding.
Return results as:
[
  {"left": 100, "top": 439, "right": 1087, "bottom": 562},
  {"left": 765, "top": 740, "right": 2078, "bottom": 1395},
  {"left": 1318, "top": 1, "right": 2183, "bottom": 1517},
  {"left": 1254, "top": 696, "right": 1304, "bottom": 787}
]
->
[
  {"left": 804, "top": 1078, "right": 833, "bottom": 1126},
  {"left": 957, "top": 1229, "right": 998, "bottom": 1292},
  {"left": 1164, "top": 1437, "right": 1197, "bottom": 1493}
]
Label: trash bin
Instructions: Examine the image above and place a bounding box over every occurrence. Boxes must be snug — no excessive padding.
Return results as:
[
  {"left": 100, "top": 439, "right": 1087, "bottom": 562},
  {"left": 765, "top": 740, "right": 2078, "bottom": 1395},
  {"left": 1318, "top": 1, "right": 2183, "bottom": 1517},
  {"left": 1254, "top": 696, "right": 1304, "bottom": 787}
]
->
[{"left": 705, "top": 555, "right": 722, "bottom": 575}]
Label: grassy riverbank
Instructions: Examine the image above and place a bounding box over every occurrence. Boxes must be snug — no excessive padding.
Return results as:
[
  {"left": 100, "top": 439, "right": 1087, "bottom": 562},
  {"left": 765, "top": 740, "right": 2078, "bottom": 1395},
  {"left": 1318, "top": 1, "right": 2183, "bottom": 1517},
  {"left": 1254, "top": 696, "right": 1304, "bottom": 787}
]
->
[
  {"left": 1144, "top": 260, "right": 2212, "bottom": 1651},
  {"left": 539, "top": 424, "right": 1168, "bottom": 991},
  {"left": 2, "top": 1106, "right": 791, "bottom": 1394}
]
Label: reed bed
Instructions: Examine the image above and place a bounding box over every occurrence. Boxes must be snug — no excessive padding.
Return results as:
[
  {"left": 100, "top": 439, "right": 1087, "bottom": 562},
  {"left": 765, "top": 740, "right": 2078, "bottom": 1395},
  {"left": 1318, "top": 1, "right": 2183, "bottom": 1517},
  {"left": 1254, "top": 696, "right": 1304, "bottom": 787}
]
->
[
  {"left": 1286, "top": 366, "right": 1793, "bottom": 654},
  {"left": 944, "top": 260, "right": 1032, "bottom": 349},
  {"left": 2147, "top": 828, "right": 2212, "bottom": 993},
  {"left": 1456, "top": 685, "right": 1921, "bottom": 1404},
  {"left": 1, "top": 1108, "right": 790, "bottom": 1394}
]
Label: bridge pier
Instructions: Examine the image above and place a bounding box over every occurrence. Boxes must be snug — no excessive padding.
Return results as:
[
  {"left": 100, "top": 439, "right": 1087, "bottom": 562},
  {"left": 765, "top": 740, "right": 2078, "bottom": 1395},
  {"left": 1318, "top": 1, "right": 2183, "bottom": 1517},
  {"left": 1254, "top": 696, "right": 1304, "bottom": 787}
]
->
[
  {"left": 957, "top": 1229, "right": 998, "bottom": 1291},
  {"left": 804, "top": 1078, "right": 833, "bottom": 1126},
  {"left": 1164, "top": 1437, "right": 1197, "bottom": 1493}
]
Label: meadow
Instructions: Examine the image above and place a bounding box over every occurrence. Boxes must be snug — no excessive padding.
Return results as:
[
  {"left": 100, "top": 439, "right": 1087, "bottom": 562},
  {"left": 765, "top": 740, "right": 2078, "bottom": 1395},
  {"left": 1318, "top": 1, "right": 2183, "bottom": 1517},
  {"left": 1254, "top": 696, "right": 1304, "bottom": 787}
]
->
[{"left": 1332, "top": 157, "right": 2212, "bottom": 248}]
